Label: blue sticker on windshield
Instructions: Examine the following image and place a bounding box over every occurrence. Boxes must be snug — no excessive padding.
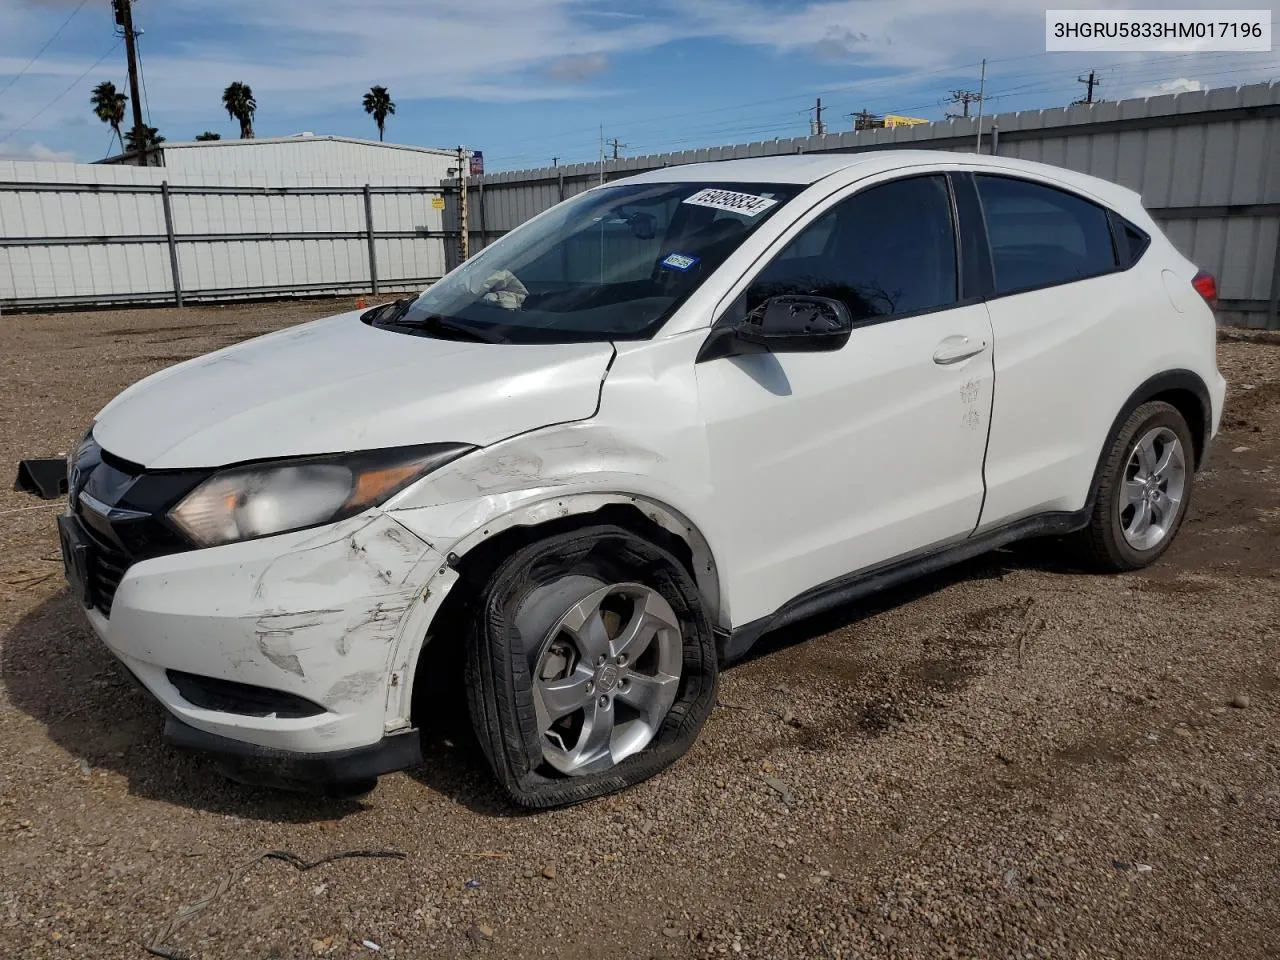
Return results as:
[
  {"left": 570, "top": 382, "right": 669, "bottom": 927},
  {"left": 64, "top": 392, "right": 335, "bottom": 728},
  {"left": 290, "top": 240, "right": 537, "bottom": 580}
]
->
[{"left": 661, "top": 253, "right": 700, "bottom": 272}]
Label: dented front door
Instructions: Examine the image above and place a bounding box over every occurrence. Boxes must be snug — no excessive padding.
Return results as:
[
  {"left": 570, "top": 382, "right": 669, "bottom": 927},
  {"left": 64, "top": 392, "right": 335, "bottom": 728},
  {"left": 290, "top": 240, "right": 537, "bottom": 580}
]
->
[{"left": 696, "top": 301, "right": 996, "bottom": 628}]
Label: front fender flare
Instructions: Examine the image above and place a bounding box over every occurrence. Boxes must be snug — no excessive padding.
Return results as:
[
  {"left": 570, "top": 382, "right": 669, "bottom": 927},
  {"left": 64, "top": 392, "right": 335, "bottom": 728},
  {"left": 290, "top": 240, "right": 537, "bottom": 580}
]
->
[{"left": 381, "top": 492, "right": 723, "bottom": 730}]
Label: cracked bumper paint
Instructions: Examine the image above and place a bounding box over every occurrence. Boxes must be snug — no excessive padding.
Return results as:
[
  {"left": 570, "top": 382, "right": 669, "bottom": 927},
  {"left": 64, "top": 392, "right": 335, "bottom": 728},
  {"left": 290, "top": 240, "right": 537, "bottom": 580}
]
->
[{"left": 83, "top": 512, "right": 442, "bottom": 757}]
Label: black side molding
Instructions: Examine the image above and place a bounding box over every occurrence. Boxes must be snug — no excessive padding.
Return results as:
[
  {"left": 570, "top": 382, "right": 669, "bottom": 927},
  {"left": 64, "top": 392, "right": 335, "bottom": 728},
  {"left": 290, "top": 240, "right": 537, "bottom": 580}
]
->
[{"left": 717, "top": 510, "right": 1088, "bottom": 663}]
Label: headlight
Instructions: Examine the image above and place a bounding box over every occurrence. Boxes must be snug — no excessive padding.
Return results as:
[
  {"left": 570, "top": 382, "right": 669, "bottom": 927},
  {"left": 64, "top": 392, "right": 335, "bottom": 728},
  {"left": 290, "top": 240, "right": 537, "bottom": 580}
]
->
[{"left": 168, "top": 443, "right": 473, "bottom": 548}]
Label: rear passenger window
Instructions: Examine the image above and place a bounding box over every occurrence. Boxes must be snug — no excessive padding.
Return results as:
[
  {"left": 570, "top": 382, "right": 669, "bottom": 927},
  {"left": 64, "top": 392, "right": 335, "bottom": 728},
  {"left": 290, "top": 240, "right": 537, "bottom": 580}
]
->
[
  {"left": 976, "top": 176, "right": 1118, "bottom": 296},
  {"left": 747, "top": 174, "right": 958, "bottom": 323},
  {"left": 1109, "top": 211, "right": 1151, "bottom": 269}
]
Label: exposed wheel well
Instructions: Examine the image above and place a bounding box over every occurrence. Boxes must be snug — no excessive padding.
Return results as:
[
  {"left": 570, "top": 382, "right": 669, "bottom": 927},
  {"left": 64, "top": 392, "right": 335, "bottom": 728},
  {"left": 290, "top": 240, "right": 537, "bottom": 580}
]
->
[{"left": 409, "top": 503, "right": 704, "bottom": 731}]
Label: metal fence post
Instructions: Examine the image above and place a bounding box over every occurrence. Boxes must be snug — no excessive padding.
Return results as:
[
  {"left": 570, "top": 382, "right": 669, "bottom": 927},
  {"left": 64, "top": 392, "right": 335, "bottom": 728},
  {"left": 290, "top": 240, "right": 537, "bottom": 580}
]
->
[
  {"left": 363, "top": 183, "right": 379, "bottom": 295},
  {"left": 1268, "top": 233, "right": 1280, "bottom": 330},
  {"left": 160, "top": 181, "right": 183, "bottom": 307}
]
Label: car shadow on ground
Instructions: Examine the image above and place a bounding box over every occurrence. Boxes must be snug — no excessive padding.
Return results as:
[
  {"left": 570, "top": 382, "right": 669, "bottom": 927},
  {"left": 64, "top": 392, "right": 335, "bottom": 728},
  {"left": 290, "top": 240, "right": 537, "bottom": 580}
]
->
[
  {"left": 1, "top": 539, "right": 1080, "bottom": 822},
  {"left": 733, "top": 537, "right": 1081, "bottom": 666}
]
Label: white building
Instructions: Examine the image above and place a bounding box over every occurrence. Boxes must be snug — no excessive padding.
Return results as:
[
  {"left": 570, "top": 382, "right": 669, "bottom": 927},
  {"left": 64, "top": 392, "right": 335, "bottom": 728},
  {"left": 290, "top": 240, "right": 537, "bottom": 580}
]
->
[{"left": 102, "top": 134, "right": 462, "bottom": 184}]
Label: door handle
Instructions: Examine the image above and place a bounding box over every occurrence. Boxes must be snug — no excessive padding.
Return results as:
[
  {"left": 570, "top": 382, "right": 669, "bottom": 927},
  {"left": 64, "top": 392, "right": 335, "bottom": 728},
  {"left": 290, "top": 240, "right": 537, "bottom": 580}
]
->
[{"left": 932, "top": 335, "right": 988, "bottom": 365}]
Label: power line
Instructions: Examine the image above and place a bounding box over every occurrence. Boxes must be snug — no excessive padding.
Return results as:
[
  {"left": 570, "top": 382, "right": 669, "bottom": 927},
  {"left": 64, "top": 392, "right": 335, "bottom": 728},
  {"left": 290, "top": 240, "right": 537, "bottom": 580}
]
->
[
  {"left": 486, "top": 52, "right": 1276, "bottom": 172},
  {"left": 135, "top": 33, "right": 153, "bottom": 126},
  {"left": 0, "top": 38, "right": 122, "bottom": 146},
  {"left": 0, "top": 0, "right": 91, "bottom": 102}
]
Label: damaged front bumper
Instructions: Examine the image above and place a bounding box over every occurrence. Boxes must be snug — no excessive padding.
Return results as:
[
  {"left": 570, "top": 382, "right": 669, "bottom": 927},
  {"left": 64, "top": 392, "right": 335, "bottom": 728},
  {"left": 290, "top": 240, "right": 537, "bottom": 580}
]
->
[{"left": 73, "top": 510, "right": 445, "bottom": 784}]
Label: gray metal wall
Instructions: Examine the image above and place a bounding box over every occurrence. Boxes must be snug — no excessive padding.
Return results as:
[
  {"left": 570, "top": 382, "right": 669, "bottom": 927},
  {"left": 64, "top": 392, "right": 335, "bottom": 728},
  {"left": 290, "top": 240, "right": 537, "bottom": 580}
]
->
[
  {"left": 0, "top": 161, "right": 449, "bottom": 310},
  {"left": 462, "top": 81, "right": 1280, "bottom": 329}
]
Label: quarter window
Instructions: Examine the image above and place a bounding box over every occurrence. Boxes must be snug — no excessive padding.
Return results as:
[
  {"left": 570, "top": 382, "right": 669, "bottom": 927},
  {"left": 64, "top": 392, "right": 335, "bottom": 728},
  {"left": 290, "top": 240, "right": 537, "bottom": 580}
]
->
[
  {"left": 976, "top": 175, "right": 1118, "bottom": 295},
  {"left": 746, "top": 175, "right": 959, "bottom": 323}
]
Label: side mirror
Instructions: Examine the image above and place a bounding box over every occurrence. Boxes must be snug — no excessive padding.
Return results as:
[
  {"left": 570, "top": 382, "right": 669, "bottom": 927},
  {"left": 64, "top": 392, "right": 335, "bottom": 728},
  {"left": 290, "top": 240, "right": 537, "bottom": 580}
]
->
[
  {"left": 735, "top": 295, "right": 853, "bottom": 353},
  {"left": 361, "top": 297, "right": 413, "bottom": 325}
]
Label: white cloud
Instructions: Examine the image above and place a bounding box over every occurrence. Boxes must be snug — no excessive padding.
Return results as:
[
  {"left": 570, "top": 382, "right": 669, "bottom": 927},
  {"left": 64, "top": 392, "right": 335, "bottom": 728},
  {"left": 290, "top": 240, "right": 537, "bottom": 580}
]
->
[
  {"left": 1130, "top": 77, "right": 1204, "bottom": 98},
  {"left": 0, "top": 141, "right": 77, "bottom": 162}
]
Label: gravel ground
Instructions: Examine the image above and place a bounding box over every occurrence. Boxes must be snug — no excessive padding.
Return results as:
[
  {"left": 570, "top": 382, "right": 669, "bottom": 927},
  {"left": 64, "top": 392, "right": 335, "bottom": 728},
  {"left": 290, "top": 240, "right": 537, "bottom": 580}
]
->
[{"left": 1, "top": 300, "right": 1278, "bottom": 960}]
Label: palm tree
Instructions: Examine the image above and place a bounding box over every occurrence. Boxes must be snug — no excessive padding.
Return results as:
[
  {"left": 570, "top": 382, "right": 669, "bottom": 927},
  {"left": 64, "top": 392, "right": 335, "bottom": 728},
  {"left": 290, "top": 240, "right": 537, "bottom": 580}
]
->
[
  {"left": 194, "top": 131, "right": 222, "bottom": 141},
  {"left": 222, "top": 82, "right": 256, "bottom": 139},
  {"left": 124, "top": 124, "right": 165, "bottom": 160},
  {"left": 90, "top": 81, "right": 128, "bottom": 155},
  {"left": 362, "top": 85, "right": 396, "bottom": 141}
]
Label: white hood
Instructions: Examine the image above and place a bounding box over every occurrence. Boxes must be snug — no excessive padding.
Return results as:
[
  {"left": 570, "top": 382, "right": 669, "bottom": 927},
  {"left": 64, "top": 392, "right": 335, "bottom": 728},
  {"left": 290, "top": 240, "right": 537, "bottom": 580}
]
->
[{"left": 93, "top": 311, "right": 615, "bottom": 469}]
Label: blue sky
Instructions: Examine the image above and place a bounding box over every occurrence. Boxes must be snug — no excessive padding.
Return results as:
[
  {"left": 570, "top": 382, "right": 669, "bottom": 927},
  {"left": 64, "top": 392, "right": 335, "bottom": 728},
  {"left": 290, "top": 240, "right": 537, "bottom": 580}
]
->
[{"left": 1, "top": 0, "right": 1277, "bottom": 171}]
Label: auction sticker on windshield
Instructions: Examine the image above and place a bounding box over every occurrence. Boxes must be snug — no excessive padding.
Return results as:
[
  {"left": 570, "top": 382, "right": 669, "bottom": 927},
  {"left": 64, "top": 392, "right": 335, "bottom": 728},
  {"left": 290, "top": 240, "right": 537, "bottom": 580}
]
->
[
  {"left": 682, "top": 188, "right": 779, "bottom": 217},
  {"left": 661, "top": 252, "right": 700, "bottom": 271}
]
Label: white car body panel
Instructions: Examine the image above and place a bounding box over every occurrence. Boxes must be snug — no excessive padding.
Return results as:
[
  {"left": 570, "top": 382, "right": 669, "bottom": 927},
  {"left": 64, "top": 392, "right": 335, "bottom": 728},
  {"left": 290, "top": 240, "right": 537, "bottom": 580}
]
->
[
  {"left": 93, "top": 309, "right": 614, "bottom": 468},
  {"left": 68, "top": 150, "right": 1226, "bottom": 766}
]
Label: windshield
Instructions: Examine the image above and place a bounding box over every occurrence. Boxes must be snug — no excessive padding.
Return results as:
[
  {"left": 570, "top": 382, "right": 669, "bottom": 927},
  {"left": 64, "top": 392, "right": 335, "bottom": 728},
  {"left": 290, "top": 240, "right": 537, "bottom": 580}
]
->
[{"left": 387, "top": 181, "right": 801, "bottom": 344}]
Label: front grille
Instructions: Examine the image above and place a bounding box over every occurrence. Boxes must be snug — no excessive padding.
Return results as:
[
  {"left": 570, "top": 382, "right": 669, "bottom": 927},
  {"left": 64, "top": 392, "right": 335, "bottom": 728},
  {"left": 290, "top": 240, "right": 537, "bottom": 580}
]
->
[
  {"left": 166, "top": 670, "right": 326, "bottom": 718},
  {"left": 66, "top": 435, "right": 208, "bottom": 618},
  {"left": 79, "top": 522, "right": 131, "bottom": 616}
]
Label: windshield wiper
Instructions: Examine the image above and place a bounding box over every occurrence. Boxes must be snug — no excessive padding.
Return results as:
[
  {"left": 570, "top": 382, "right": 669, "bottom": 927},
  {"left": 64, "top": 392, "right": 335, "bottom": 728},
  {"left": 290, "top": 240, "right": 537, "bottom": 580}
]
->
[{"left": 384, "top": 312, "right": 508, "bottom": 344}]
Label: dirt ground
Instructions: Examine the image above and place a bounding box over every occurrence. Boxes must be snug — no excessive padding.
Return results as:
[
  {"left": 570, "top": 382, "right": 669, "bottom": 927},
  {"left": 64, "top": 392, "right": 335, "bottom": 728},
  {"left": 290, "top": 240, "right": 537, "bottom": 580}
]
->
[{"left": 1, "top": 300, "right": 1277, "bottom": 960}]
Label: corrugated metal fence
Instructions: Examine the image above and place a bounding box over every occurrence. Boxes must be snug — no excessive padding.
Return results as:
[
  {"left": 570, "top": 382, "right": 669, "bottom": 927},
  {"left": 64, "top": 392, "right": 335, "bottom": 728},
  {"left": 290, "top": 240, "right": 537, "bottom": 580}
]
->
[
  {"left": 0, "top": 162, "right": 449, "bottom": 309},
  {"left": 459, "top": 81, "right": 1280, "bottom": 329}
]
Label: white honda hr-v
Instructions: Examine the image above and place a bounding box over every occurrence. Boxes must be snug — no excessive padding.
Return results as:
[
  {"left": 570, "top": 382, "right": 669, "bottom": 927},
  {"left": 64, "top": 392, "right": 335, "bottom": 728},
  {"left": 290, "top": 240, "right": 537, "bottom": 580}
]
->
[{"left": 60, "top": 150, "right": 1225, "bottom": 804}]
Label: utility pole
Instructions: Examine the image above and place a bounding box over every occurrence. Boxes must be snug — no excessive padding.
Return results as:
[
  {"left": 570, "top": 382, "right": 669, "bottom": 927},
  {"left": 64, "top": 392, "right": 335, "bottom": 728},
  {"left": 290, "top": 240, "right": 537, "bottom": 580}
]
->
[
  {"left": 946, "top": 88, "right": 983, "bottom": 118},
  {"left": 974, "top": 58, "right": 987, "bottom": 154},
  {"left": 810, "top": 97, "right": 827, "bottom": 136},
  {"left": 112, "top": 0, "right": 147, "bottom": 166},
  {"left": 598, "top": 124, "right": 605, "bottom": 185},
  {"left": 551, "top": 157, "right": 558, "bottom": 167},
  {"left": 606, "top": 137, "right": 626, "bottom": 160},
  {"left": 1073, "top": 69, "right": 1100, "bottom": 105},
  {"left": 850, "top": 108, "right": 882, "bottom": 131},
  {"left": 456, "top": 145, "right": 469, "bottom": 263}
]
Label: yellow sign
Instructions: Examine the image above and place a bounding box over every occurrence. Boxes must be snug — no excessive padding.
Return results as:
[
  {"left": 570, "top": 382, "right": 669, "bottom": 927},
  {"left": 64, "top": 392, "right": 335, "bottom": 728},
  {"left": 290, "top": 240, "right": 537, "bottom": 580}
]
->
[
  {"left": 431, "top": 196, "right": 446, "bottom": 210},
  {"left": 883, "top": 115, "right": 929, "bottom": 129}
]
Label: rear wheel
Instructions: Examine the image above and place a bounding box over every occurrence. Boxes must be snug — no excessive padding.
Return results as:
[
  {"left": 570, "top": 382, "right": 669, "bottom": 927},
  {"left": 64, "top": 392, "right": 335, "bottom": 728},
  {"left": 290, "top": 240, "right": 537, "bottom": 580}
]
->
[
  {"left": 464, "top": 525, "right": 718, "bottom": 808},
  {"left": 1077, "top": 400, "right": 1195, "bottom": 571}
]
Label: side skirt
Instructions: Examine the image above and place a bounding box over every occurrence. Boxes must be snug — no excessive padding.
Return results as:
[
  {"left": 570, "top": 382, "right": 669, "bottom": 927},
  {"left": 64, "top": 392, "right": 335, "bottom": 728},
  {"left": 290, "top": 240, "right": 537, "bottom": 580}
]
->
[{"left": 716, "top": 510, "right": 1088, "bottom": 663}]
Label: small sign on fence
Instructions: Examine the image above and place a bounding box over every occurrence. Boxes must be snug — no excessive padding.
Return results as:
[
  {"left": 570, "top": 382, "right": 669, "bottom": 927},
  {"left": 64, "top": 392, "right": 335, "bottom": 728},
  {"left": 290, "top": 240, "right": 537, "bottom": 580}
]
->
[{"left": 431, "top": 196, "right": 446, "bottom": 210}]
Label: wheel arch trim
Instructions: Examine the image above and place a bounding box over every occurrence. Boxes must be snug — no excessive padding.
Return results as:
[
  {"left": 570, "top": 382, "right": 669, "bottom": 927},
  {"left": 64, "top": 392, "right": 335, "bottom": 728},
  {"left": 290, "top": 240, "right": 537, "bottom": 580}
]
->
[
  {"left": 1087, "top": 369, "right": 1212, "bottom": 517},
  {"left": 383, "top": 492, "right": 723, "bottom": 729}
]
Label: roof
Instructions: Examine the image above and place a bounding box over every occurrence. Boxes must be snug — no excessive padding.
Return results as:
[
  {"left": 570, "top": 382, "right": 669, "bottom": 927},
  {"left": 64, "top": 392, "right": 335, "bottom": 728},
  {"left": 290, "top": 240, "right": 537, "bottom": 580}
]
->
[
  {"left": 101, "top": 134, "right": 459, "bottom": 164},
  {"left": 620, "top": 149, "right": 1141, "bottom": 210}
]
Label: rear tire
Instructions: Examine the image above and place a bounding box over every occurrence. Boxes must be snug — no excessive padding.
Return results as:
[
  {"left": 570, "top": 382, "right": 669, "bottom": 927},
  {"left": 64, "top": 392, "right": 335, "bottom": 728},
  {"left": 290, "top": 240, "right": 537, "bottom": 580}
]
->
[
  {"left": 464, "top": 525, "right": 718, "bottom": 808},
  {"left": 1076, "top": 400, "right": 1195, "bottom": 571}
]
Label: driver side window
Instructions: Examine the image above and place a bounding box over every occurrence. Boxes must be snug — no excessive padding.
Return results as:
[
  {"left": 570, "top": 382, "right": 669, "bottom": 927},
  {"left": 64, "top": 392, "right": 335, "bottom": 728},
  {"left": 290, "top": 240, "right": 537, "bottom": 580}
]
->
[{"left": 744, "top": 174, "right": 959, "bottom": 324}]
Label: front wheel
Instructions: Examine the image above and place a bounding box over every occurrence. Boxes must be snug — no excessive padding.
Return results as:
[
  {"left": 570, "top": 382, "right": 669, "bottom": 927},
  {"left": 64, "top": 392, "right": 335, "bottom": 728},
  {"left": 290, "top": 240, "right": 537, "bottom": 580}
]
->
[
  {"left": 464, "top": 525, "right": 718, "bottom": 808},
  {"left": 1076, "top": 400, "right": 1196, "bottom": 571}
]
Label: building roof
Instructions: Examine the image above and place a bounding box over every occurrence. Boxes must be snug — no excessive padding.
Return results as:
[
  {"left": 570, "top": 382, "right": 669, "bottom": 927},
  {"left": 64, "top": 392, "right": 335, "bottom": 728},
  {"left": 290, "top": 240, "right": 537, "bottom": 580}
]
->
[{"left": 100, "top": 134, "right": 460, "bottom": 164}]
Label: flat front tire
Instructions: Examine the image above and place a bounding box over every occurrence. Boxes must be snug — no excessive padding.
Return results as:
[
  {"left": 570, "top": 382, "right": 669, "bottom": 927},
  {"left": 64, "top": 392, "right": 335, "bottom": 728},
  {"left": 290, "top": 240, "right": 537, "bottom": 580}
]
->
[{"left": 464, "top": 525, "right": 718, "bottom": 808}]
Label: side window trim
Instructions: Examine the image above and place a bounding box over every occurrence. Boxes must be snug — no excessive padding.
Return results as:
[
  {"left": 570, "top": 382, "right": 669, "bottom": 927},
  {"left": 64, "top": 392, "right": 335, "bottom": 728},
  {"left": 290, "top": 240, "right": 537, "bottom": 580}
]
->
[
  {"left": 1107, "top": 209, "right": 1152, "bottom": 269},
  {"left": 974, "top": 173, "right": 1126, "bottom": 301},
  {"left": 709, "top": 171, "right": 964, "bottom": 334},
  {"left": 949, "top": 171, "right": 995, "bottom": 303}
]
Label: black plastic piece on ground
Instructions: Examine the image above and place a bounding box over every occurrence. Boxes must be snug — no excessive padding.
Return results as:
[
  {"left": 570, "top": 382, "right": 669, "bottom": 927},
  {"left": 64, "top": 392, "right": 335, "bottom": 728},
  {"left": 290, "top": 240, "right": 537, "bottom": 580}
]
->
[
  {"left": 15, "top": 458, "right": 67, "bottom": 500},
  {"left": 162, "top": 715, "right": 422, "bottom": 792}
]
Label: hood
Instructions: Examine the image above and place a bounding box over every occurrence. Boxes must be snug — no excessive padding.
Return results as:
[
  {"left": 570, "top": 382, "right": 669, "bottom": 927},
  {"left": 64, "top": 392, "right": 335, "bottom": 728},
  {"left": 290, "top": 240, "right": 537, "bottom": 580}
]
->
[{"left": 93, "top": 311, "right": 615, "bottom": 469}]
